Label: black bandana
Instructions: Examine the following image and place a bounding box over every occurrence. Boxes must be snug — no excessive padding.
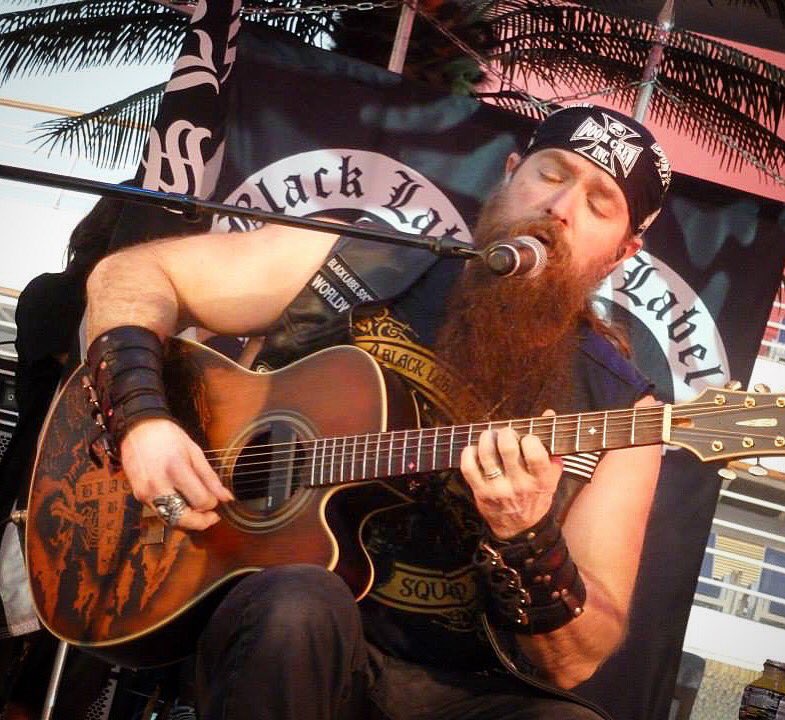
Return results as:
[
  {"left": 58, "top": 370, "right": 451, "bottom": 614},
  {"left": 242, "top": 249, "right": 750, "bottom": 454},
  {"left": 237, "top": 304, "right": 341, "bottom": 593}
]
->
[{"left": 523, "top": 105, "right": 672, "bottom": 234}]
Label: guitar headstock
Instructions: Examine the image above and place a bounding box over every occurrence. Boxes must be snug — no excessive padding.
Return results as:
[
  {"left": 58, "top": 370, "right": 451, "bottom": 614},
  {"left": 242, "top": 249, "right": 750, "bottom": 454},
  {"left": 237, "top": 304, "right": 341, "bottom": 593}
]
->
[{"left": 667, "top": 385, "right": 785, "bottom": 462}]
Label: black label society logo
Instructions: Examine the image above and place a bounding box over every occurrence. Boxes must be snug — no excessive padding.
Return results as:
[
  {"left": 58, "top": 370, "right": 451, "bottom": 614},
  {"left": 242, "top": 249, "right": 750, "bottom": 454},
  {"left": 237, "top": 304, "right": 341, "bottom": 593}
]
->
[
  {"left": 570, "top": 113, "right": 643, "bottom": 179},
  {"left": 214, "top": 149, "right": 470, "bottom": 241},
  {"left": 599, "top": 251, "right": 730, "bottom": 403},
  {"left": 213, "top": 149, "right": 472, "bottom": 319}
]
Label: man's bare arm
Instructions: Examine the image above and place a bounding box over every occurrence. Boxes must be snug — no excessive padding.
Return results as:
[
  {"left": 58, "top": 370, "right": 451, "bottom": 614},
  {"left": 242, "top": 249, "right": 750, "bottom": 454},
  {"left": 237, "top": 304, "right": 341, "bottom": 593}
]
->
[
  {"left": 462, "top": 395, "right": 661, "bottom": 688},
  {"left": 86, "top": 224, "right": 339, "bottom": 341},
  {"left": 512, "top": 396, "right": 661, "bottom": 687},
  {"left": 85, "top": 223, "right": 339, "bottom": 529}
]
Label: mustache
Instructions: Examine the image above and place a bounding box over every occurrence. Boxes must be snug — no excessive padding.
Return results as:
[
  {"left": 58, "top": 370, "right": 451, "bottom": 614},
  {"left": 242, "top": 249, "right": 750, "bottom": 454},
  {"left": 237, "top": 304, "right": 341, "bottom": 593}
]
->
[{"left": 473, "top": 214, "right": 566, "bottom": 254}]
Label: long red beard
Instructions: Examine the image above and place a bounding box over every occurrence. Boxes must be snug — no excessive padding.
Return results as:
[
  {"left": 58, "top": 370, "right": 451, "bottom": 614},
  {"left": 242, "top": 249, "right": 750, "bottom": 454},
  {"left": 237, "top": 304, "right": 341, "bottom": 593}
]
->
[{"left": 434, "top": 187, "right": 609, "bottom": 423}]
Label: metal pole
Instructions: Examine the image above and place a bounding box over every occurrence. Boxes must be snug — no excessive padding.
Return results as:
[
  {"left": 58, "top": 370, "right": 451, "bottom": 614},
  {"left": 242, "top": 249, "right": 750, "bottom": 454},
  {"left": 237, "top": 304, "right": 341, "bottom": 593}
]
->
[
  {"left": 387, "top": 0, "right": 419, "bottom": 74},
  {"left": 41, "top": 640, "right": 69, "bottom": 720},
  {"left": 632, "top": 0, "right": 675, "bottom": 123},
  {"left": 0, "top": 163, "right": 478, "bottom": 261}
]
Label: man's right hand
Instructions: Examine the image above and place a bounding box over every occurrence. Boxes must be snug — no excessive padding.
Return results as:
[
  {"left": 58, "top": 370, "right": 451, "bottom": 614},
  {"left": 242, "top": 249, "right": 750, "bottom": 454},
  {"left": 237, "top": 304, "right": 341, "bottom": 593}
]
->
[{"left": 120, "top": 419, "right": 234, "bottom": 531}]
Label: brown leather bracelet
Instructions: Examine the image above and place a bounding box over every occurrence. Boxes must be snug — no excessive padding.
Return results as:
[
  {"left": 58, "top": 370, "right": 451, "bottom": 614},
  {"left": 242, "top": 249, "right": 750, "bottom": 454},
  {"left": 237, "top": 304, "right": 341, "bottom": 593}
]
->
[
  {"left": 473, "top": 508, "right": 586, "bottom": 634},
  {"left": 86, "top": 325, "right": 173, "bottom": 447}
]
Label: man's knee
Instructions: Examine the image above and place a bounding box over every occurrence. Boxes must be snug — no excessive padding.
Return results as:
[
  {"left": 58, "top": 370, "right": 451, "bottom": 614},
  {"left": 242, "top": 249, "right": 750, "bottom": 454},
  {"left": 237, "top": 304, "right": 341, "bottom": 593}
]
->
[
  {"left": 205, "top": 565, "right": 361, "bottom": 652},
  {"left": 549, "top": 701, "right": 607, "bottom": 720}
]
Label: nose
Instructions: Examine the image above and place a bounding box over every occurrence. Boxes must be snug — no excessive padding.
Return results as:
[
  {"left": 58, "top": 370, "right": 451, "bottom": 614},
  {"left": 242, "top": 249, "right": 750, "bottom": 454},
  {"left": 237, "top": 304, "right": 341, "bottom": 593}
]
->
[{"left": 544, "top": 184, "right": 579, "bottom": 226}]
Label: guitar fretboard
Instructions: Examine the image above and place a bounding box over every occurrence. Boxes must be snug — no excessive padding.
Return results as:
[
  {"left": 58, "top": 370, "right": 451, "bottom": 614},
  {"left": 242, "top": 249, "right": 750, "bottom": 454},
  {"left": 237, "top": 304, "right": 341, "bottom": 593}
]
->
[{"left": 303, "top": 406, "right": 666, "bottom": 487}]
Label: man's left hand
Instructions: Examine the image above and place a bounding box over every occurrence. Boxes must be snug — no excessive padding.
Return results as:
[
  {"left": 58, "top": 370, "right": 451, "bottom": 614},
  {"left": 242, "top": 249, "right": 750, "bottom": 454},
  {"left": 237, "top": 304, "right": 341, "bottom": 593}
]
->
[{"left": 460, "top": 417, "right": 563, "bottom": 539}]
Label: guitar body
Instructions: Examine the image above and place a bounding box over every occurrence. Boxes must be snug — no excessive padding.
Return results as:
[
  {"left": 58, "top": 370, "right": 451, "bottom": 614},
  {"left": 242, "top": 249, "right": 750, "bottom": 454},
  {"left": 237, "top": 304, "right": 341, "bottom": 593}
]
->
[
  {"left": 26, "top": 341, "right": 416, "bottom": 667},
  {"left": 27, "top": 336, "right": 785, "bottom": 668}
]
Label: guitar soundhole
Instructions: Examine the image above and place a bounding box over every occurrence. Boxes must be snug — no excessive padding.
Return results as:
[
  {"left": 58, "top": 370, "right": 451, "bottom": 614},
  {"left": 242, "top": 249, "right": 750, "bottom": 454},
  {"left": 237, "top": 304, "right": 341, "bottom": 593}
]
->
[{"left": 222, "top": 414, "right": 313, "bottom": 530}]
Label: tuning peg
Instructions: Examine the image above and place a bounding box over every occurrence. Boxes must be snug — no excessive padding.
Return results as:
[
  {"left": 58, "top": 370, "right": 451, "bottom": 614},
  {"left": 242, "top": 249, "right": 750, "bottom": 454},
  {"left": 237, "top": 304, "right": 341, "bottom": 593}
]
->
[
  {"left": 724, "top": 380, "right": 743, "bottom": 390},
  {"left": 717, "top": 468, "right": 737, "bottom": 481},
  {"left": 749, "top": 459, "right": 769, "bottom": 477},
  {"left": 753, "top": 383, "right": 771, "bottom": 394}
]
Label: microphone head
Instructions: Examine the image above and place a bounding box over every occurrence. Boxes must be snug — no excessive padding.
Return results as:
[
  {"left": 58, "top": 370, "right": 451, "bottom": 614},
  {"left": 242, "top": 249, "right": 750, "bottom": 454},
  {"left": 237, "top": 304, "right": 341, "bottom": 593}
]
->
[
  {"left": 481, "top": 235, "right": 549, "bottom": 277},
  {"left": 512, "top": 235, "right": 548, "bottom": 277}
]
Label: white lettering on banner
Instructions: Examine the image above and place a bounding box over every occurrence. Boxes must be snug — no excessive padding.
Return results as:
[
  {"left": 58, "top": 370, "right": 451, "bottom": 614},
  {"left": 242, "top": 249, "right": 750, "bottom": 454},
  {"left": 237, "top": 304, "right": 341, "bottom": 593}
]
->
[
  {"left": 142, "top": 121, "right": 211, "bottom": 194},
  {"left": 221, "top": 10, "right": 242, "bottom": 84},
  {"left": 193, "top": 0, "right": 207, "bottom": 22},
  {"left": 596, "top": 251, "right": 729, "bottom": 403},
  {"left": 214, "top": 149, "right": 472, "bottom": 246},
  {"left": 168, "top": 30, "right": 219, "bottom": 94},
  {"left": 311, "top": 274, "right": 352, "bottom": 314}
]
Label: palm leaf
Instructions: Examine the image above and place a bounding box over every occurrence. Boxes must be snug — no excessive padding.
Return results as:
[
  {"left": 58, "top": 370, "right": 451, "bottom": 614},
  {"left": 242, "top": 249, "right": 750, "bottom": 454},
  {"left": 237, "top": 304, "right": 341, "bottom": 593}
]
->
[
  {"left": 479, "top": 0, "right": 785, "bottom": 172},
  {"left": 14, "top": 0, "right": 785, "bottom": 175},
  {"left": 0, "top": 0, "right": 186, "bottom": 82},
  {"left": 24, "top": 0, "right": 349, "bottom": 167},
  {"left": 576, "top": 0, "right": 785, "bottom": 27},
  {"left": 242, "top": 0, "right": 341, "bottom": 47},
  {"left": 32, "top": 82, "right": 166, "bottom": 168}
]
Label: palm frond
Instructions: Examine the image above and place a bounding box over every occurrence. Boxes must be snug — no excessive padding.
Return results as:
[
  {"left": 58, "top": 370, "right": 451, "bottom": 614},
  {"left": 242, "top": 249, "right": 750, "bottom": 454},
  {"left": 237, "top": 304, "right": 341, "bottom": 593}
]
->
[
  {"left": 575, "top": 0, "right": 785, "bottom": 25},
  {"left": 241, "top": 0, "right": 341, "bottom": 47},
  {"left": 331, "top": 0, "right": 498, "bottom": 93},
  {"left": 653, "top": 87, "right": 785, "bottom": 175},
  {"left": 32, "top": 82, "right": 166, "bottom": 168},
  {"left": 726, "top": 0, "right": 785, "bottom": 23},
  {"left": 481, "top": 0, "right": 785, "bottom": 171},
  {"left": 0, "top": 0, "right": 186, "bottom": 83}
]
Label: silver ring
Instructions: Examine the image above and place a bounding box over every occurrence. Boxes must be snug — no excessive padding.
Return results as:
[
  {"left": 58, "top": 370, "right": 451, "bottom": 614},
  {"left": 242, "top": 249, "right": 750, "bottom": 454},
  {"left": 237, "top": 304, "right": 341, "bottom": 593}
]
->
[
  {"left": 152, "top": 492, "right": 189, "bottom": 527},
  {"left": 483, "top": 467, "right": 504, "bottom": 480}
]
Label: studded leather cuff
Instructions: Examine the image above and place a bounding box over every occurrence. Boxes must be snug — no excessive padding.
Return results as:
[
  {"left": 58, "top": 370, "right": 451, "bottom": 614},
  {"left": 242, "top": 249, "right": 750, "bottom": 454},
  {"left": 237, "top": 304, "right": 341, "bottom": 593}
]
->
[
  {"left": 86, "top": 325, "right": 173, "bottom": 447},
  {"left": 473, "top": 507, "right": 586, "bottom": 634}
]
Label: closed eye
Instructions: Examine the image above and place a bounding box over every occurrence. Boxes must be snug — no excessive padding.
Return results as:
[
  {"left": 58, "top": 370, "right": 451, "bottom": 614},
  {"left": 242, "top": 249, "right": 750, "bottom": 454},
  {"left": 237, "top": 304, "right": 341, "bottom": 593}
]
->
[
  {"left": 539, "top": 169, "right": 563, "bottom": 183},
  {"left": 588, "top": 197, "right": 609, "bottom": 218}
]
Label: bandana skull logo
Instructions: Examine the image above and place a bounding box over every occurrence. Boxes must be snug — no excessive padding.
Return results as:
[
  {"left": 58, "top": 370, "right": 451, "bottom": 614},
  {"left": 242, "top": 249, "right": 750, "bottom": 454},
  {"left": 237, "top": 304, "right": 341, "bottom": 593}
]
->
[{"left": 569, "top": 113, "right": 643, "bottom": 179}]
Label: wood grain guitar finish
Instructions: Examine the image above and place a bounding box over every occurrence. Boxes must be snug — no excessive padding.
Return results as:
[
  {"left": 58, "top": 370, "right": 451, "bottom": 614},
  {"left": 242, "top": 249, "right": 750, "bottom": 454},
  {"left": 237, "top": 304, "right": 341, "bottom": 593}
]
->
[{"left": 25, "top": 340, "right": 785, "bottom": 666}]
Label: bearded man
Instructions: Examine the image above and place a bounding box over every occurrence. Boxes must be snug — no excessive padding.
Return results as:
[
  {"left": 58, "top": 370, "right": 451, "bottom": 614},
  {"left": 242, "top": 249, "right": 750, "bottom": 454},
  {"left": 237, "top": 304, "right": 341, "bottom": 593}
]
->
[{"left": 84, "top": 106, "right": 671, "bottom": 720}]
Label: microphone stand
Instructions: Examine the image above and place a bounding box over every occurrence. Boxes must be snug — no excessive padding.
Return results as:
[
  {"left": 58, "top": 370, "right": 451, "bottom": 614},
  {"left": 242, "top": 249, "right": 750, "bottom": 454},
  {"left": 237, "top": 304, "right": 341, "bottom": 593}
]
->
[{"left": 0, "top": 164, "right": 479, "bottom": 262}]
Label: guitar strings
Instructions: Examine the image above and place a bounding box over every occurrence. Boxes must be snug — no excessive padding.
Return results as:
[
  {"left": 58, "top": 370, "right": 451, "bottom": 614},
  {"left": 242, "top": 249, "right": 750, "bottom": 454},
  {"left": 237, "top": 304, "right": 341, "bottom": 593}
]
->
[
  {"left": 200, "top": 402, "right": 770, "bottom": 468},
  {"left": 202, "top": 411, "right": 760, "bottom": 473},
  {"left": 197, "top": 400, "right": 773, "bottom": 460},
  {"left": 203, "top": 417, "right": 667, "bottom": 469},
  {"left": 198, "top": 406, "right": 672, "bottom": 459},
  {"left": 223, "top": 429, "right": 781, "bottom": 498},
  {"left": 218, "top": 420, "right": 780, "bottom": 494},
  {"left": 221, "top": 430, "right": 669, "bottom": 490}
]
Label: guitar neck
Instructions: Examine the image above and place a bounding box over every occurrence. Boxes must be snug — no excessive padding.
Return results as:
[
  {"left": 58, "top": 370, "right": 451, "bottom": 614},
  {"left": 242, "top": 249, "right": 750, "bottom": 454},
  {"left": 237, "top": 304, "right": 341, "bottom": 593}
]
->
[{"left": 305, "top": 405, "right": 666, "bottom": 488}]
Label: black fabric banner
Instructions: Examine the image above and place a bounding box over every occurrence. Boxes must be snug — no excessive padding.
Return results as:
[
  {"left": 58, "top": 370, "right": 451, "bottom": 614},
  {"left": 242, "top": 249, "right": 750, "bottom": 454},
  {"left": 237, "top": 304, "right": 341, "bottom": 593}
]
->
[
  {"left": 118, "top": 6, "right": 785, "bottom": 718},
  {"left": 581, "top": 178, "right": 785, "bottom": 717}
]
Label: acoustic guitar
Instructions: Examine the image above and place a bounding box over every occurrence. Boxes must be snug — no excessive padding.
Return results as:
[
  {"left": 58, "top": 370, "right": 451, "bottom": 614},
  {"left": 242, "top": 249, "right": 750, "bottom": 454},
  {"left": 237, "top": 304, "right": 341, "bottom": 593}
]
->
[{"left": 25, "top": 339, "right": 785, "bottom": 666}]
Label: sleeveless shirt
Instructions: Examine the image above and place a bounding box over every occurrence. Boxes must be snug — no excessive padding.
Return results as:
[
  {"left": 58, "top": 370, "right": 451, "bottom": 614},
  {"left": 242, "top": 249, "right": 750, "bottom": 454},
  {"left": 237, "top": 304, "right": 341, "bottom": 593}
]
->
[{"left": 253, "top": 253, "right": 653, "bottom": 672}]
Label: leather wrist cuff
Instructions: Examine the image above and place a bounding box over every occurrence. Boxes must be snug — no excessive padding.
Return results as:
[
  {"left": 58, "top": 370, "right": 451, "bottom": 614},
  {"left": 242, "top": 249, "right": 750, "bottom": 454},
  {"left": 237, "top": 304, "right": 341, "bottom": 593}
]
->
[
  {"left": 86, "top": 325, "right": 172, "bottom": 447},
  {"left": 473, "top": 508, "right": 586, "bottom": 634}
]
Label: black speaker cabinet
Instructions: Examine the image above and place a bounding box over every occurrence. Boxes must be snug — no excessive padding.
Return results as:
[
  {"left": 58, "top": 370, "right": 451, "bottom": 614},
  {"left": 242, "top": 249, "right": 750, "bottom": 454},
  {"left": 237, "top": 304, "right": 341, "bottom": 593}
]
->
[{"left": 0, "top": 356, "right": 18, "bottom": 463}]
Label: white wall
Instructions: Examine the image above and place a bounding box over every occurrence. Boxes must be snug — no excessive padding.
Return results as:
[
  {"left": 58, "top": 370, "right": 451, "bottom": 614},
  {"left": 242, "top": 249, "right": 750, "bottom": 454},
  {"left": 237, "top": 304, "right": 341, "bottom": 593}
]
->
[{"left": 0, "top": 19, "right": 171, "bottom": 291}]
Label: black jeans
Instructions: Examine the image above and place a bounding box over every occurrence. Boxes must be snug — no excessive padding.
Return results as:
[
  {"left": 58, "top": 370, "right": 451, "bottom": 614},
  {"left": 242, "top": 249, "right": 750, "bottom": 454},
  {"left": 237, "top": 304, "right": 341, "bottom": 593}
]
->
[{"left": 194, "top": 565, "right": 602, "bottom": 720}]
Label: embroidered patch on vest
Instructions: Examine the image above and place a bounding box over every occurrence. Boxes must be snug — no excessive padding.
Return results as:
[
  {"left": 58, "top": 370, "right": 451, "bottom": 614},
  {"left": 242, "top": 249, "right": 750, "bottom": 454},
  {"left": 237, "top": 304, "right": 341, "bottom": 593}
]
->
[{"left": 310, "top": 252, "right": 379, "bottom": 316}]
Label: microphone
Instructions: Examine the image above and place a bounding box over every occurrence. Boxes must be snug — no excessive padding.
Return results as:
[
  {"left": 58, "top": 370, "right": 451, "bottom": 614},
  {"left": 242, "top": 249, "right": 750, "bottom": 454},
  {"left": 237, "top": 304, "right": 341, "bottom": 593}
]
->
[{"left": 482, "top": 236, "right": 548, "bottom": 277}]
